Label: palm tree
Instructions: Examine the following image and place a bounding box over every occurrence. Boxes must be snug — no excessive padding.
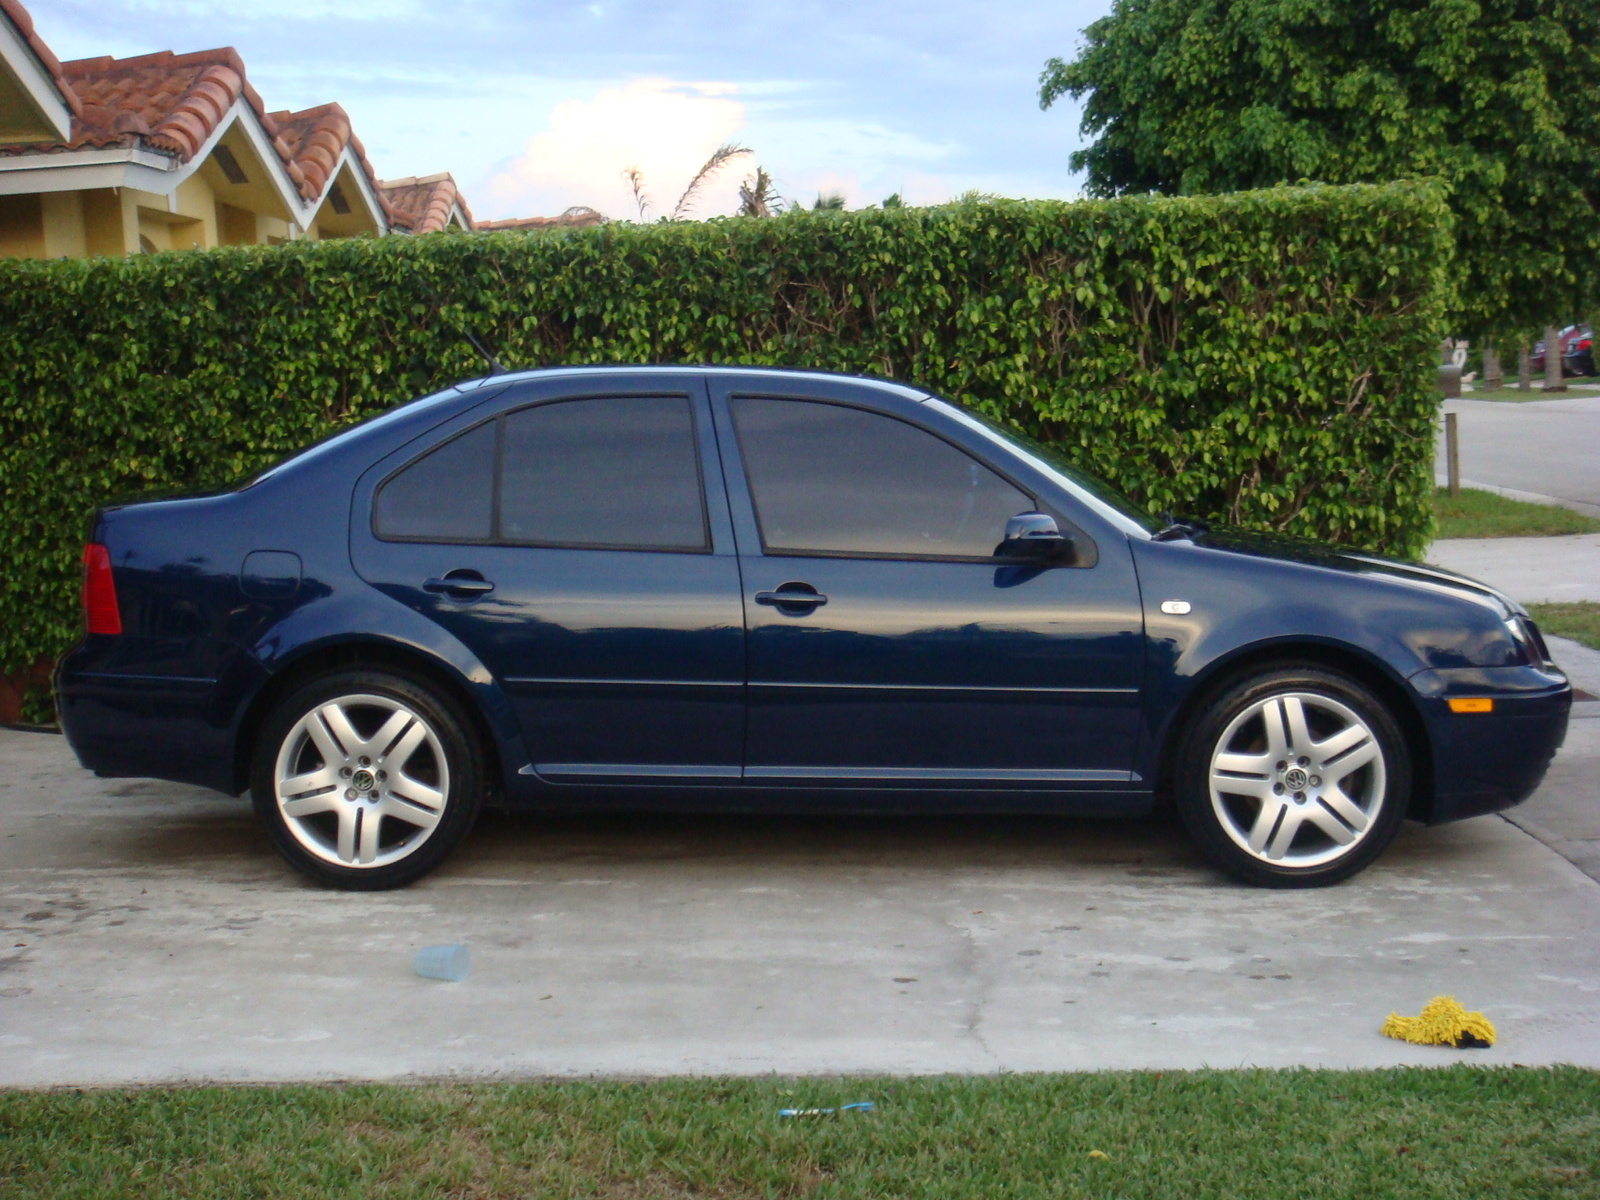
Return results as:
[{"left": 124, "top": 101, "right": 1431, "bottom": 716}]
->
[
  {"left": 621, "top": 144, "right": 753, "bottom": 222},
  {"left": 738, "top": 167, "right": 784, "bottom": 217},
  {"left": 812, "top": 191, "right": 846, "bottom": 211}
]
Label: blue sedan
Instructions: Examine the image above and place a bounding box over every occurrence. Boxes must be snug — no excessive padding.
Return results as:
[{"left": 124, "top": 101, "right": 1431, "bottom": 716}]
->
[{"left": 56, "top": 367, "right": 1571, "bottom": 889}]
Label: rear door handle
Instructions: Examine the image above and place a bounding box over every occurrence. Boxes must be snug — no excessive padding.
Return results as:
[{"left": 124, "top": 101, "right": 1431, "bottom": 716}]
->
[
  {"left": 423, "top": 574, "right": 495, "bottom": 598},
  {"left": 755, "top": 589, "right": 827, "bottom": 610}
]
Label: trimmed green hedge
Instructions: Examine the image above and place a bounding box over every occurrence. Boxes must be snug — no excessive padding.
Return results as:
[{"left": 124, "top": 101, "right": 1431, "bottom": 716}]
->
[{"left": 0, "top": 180, "right": 1449, "bottom": 709}]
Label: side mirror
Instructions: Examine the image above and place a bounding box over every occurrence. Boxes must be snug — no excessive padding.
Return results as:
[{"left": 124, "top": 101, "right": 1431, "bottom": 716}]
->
[{"left": 995, "top": 512, "right": 1076, "bottom": 565}]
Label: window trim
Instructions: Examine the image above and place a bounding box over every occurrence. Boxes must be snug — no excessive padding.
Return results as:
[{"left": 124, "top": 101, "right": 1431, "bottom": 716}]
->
[
  {"left": 372, "top": 393, "right": 714, "bottom": 555},
  {"left": 728, "top": 394, "right": 1080, "bottom": 565}
]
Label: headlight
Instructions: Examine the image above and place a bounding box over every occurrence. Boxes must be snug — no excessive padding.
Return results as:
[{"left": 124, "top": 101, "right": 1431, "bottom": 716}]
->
[{"left": 1504, "top": 614, "right": 1549, "bottom": 665}]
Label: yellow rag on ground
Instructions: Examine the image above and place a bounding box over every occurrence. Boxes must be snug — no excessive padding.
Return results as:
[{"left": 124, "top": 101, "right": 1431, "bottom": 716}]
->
[{"left": 1381, "top": 995, "right": 1496, "bottom": 1048}]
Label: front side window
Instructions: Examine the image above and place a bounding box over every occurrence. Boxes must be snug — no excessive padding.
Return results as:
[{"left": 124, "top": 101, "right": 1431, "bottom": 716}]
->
[
  {"left": 499, "top": 396, "right": 708, "bottom": 550},
  {"left": 731, "top": 397, "right": 1031, "bottom": 559}
]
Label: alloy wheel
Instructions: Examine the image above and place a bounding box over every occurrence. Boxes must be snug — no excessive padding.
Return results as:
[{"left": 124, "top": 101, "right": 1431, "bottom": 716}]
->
[
  {"left": 1207, "top": 691, "right": 1388, "bottom": 869},
  {"left": 272, "top": 692, "right": 450, "bottom": 869}
]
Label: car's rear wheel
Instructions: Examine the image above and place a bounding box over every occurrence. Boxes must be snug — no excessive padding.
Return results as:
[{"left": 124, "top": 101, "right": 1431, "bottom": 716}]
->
[
  {"left": 250, "top": 669, "right": 483, "bottom": 890},
  {"left": 1174, "top": 665, "right": 1410, "bottom": 888}
]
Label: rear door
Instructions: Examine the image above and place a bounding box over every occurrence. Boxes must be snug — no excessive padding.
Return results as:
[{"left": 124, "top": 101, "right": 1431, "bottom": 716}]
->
[
  {"left": 712, "top": 382, "right": 1145, "bottom": 787},
  {"left": 351, "top": 374, "right": 746, "bottom": 784}
]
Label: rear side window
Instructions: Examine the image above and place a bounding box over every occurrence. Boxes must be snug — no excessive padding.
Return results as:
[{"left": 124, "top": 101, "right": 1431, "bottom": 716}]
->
[
  {"left": 500, "top": 396, "right": 707, "bottom": 550},
  {"left": 731, "top": 397, "right": 1031, "bottom": 559},
  {"left": 374, "top": 395, "right": 708, "bottom": 550},
  {"left": 373, "top": 421, "right": 494, "bottom": 541}
]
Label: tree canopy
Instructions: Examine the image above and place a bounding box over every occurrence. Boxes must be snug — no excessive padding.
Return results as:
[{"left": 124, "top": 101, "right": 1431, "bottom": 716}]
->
[{"left": 1040, "top": 0, "right": 1600, "bottom": 339}]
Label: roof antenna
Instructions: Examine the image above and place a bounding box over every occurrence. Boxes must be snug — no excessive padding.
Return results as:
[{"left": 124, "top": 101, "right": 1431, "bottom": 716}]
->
[{"left": 461, "top": 328, "right": 506, "bottom": 376}]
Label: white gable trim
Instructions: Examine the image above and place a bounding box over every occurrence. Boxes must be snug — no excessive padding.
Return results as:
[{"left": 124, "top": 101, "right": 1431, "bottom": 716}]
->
[
  {"left": 0, "top": 16, "right": 72, "bottom": 142},
  {"left": 0, "top": 101, "right": 308, "bottom": 227},
  {"left": 304, "top": 145, "right": 389, "bottom": 234}
]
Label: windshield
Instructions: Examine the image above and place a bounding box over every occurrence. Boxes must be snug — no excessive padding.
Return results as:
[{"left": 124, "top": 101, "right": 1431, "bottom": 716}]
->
[{"left": 921, "top": 396, "right": 1163, "bottom": 535}]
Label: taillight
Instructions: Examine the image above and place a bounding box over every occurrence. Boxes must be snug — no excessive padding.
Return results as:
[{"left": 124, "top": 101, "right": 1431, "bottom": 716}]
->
[{"left": 81, "top": 543, "right": 122, "bottom": 635}]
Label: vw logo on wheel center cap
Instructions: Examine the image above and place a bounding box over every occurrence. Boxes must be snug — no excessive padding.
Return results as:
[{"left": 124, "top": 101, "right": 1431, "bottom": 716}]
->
[
  {"left": 1283, "top": 767, "right": 1309, "bottom": 791},
  {"left": 351, "top": 768, "right": 376, "bottom": 792}
]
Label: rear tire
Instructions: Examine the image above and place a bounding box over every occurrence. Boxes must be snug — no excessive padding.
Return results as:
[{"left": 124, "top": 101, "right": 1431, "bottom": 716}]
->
[
  {"left": 250, "top": 668, "right": 483, "bottom": 890},
  {"left": 1173, "top": 665, "right": 1410, "bottom": 888}
]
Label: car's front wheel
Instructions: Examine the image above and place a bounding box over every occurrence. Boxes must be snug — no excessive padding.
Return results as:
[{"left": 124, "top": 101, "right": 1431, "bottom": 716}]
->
[
  {"left": 1174, "top": 665, "right": 1410, "bottom": 888},
  {"left": 250, "top": 668, "right": 483, "bottom": 889}
]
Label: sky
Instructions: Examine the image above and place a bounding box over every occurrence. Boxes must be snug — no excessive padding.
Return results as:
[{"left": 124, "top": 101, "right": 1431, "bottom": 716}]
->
[{"left": 29, "top": 1, "right": 1115, "bottom": 223}]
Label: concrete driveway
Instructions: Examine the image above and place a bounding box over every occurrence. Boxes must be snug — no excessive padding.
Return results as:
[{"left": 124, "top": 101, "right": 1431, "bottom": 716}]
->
[
  {"left": 4, "top": 719, "right": 1599, "bottom": 1087},
  {"left": 1436, "top": 391, "right": 1600, "bottom": 515}
]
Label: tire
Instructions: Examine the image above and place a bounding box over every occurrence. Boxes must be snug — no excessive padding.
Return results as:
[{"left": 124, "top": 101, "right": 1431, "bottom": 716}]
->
[
  {"left": 250, "top": 668, "right": 484, "bottom": 890},
  {"left": 1173, "top": 665, "right": 1411, "bottom": 888}
]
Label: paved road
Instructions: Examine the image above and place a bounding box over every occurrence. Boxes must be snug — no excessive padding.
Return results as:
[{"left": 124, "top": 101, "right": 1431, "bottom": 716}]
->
[
  {"left": 2, "top": 722, "right": 1598, "bottom": 1086},
  {"left": 1436, "top": 391, "right": 1600, "bottom": 515}
]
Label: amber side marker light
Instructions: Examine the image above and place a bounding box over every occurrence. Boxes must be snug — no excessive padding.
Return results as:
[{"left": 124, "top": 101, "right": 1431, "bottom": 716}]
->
[{"left": 1448, "top": 698, "right": 1494, "bottom": 714}]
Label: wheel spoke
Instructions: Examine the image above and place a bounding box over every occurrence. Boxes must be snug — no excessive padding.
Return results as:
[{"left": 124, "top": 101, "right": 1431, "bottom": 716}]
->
[
  {"left": 1247, "top": 798, "right": 1287, "bottom": 854},
  {"left": 1304, "top": 801, "right": 1358, "bottom": 845},
  {"left": 1214, "top": 750, "right": 1273, "bottom": 778},
  {"left": 1317, "top": 785, "right": 1370, "bottom": 832},
  {"left": 1260, "top": 699, "right": 1290, "bottom": 761},
  {"left": 369, "top": 709, "right": 414, "bottom": 760},
  {"left": 383, "top": 719, "right": 428, "bottom": 775},
  {"left": 1312, "top": 722, "right": 1369, "bottom": 765},
  {"left": 302, "top": 711, "right": 345, "bottom": 768},
  {"left": 335, "top": 805, "right": 358, "bottom": 863},
  {"left": 1323, "top": 737, "right": 1378, "bottom": 781},
  {"left": 279, "top": 765, "right": 337, "bottom": 799},
  {"left": 381, "top": 796, "right": 440, "bottom": 832},
  {"left": 317, "top": 703, "right": 363, "bottom": 759},
  {"left": 1211, "top": 770, "right": 1274, "bottom": 800},
  {"left": 1265, "top": 807, "right": 1301, "bottom": 859},
  {"left": 281, "top": 792, "right": 340, "bottom": 820},
  {"left": 389, "top": 774, "right": 444, "bottom": 812},
  {"left": 357, "top": 807, "right": 382, "bottom": 865},
  {"left": 1282, "top": 696, "right": 1313, "bottom": 756}
]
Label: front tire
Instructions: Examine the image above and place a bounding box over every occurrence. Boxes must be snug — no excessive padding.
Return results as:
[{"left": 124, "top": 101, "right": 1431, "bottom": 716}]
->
[
  {"left": 250, "top": 669, "right": 483, "bottom": 890},
  {"left": 1174, "top": 665, "right": 1411, "bottom": 888}
]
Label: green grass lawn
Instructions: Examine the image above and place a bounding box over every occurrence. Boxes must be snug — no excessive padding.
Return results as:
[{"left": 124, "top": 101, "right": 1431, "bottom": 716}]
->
[
  {"left": 2, "top": 1068, "right": 1597, "bottom": 1199},
  {"left": 1463, "top": 380, "right": 1600, "bottom": 402},
  {"left": 1434, "top": 487, "right": 1600, "bottom": 539},
  {"left": 1528, "top": 602, "right": 1600, "bottom": 653}
]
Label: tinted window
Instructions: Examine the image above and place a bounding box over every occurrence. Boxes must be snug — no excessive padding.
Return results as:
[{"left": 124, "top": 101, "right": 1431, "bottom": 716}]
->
[
  {"left": 732, "top": 398, "right": 1031, "bottom": 558},
  {"left": 500, "top": 396, "right": 707, "bottom": 550},
  {"left": 373, "top": 421, "right": 494, "bottom": 541}
]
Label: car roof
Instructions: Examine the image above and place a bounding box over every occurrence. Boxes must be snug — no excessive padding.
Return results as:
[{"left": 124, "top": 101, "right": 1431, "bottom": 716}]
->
[{"left": 454, "top": 363, "right": 931, "bottom": 402}]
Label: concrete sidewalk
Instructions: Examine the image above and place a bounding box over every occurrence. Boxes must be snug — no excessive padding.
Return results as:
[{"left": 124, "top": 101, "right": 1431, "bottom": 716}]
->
[
  {"left": 2, "top": 726, "right": 1598, "bottom": 1086},
  {"left": 1427, "top": 534, "right": 1600, "bottom": 605}
]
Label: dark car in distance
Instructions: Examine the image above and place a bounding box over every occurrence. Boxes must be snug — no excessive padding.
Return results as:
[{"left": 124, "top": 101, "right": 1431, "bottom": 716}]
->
[
  {"left": 1530, "top": 324, "right": 1595, "bottom": 378},
  {"left": 58, "top": 367, "right": 1572, "bottom": 890}
]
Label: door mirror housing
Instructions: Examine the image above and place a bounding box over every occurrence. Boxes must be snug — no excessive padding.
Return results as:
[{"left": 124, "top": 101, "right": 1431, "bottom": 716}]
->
[{"left": 995, "top": 512, "right": 1076, "bottom": 565}]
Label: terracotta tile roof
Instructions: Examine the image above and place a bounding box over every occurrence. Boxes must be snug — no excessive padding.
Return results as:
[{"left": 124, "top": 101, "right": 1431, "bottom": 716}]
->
[
  {"left": 477, "top": 207, "right": 605, "bottom": 232},
  {"left": 0, "top": 0, "right": 81, "bottom": 117},
  {"left": 379, "top": 172, "right": 474, "bottom": 234},
  {"left": 268, "top": 102, "right": 386, "bottom": 214},
  {"left": 0, "top": 42, "right": 388, "bottom": 222}
]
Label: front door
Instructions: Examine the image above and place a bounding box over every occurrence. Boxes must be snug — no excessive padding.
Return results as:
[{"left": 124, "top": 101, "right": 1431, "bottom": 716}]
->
[
  {"left": 352, "top": 380, "right": 745, "bottom": 784},
  {"left": 714, "top": 389, "right": 1144, "bottom": 786}
]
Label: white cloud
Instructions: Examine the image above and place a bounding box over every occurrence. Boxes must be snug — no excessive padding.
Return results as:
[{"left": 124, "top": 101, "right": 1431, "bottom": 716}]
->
[{"left": 482, "top": 78, "right": 750, "bottom": 222}]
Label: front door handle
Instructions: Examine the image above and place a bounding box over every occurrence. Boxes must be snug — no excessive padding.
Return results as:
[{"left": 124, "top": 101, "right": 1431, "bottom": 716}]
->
[
  {"left": 423, "top": 571, "right": 495, "bottom": 598},
  {"left": 755, "top": 584, "right": 828, "bottom": 612}
]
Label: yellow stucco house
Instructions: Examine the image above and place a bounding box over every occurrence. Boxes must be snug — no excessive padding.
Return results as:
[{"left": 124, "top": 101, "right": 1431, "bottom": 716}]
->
[{"left": 0, "top": 0, "right": 476, "bottom": 258}]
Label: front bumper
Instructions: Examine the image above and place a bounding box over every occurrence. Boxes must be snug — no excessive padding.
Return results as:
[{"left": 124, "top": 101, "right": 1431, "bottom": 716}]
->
[{"left": 1409, "top": 664, "right": 1572, "bottom": 823}]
